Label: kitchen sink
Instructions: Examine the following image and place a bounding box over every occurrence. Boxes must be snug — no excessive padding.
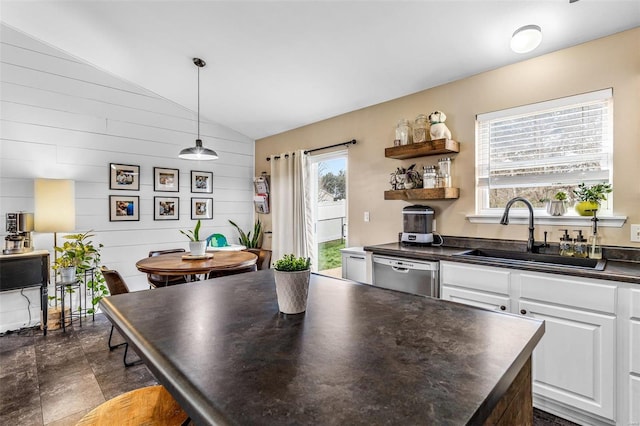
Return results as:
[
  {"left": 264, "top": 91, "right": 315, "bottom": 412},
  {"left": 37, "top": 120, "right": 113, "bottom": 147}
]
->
[{"left": 454, "top": 248, "right": 607, "bottom": 271}]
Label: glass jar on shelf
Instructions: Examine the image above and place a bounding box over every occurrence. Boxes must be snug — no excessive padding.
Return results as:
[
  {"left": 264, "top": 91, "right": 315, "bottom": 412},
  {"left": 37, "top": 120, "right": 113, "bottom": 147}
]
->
[
  {"left": 438, "top": 157, "right": 453, "bottom": 188},
  {"left": 423, "top": 166, "right": 437, "bottom": 189},
  {"left": 396, "top": 119, "right": 412, "bottom": 145},
  {"left": 413, "top": 114, "right": 429, "bottom": 144}
]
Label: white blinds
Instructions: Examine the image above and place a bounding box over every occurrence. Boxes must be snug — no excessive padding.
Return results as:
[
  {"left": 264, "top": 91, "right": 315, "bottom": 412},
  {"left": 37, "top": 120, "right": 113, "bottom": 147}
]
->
[{"left": 477, "top": 89, "right": 613, "bottom": 189}]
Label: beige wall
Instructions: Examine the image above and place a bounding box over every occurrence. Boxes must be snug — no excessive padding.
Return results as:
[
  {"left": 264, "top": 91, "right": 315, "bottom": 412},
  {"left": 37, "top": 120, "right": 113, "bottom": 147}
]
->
[{"left": 255, "top": 28, "right": 640, "bottom": 248}]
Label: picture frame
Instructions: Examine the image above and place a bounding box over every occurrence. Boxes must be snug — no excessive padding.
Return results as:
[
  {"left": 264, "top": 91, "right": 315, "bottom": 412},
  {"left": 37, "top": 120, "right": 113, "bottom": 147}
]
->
[
  {"left": 154, "top": 167, "right": 179, "bottom": 192},
  {"left": 191, "top": 170, "right": 213, "bottom": 193},
  {"left": 154, "top": 196, "right": 179, "bottom": 221},
  {"left": 191, "top": 197, "right": 213, "bottom": 220},
  {"left": 109, "top": 163, "right": 140, "bottom": 191},
  {"left": 109, "top": 195, "right": 140, "bottom": 222}
]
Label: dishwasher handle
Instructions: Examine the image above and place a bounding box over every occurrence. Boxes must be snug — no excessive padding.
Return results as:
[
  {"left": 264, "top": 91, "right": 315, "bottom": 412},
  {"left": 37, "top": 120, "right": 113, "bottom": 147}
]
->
[{"left": 391, "top": 266, "right": 410, "bottom": 273}]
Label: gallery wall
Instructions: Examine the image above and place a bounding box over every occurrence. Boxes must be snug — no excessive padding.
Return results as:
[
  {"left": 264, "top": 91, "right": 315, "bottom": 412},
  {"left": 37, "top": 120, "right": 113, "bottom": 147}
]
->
[{"left": 0, "top": 24, "right": 255, "bottom": 331}]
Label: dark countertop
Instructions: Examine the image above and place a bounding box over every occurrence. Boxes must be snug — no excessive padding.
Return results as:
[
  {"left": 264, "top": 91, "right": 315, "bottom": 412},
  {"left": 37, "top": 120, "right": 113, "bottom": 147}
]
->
[
  {"left": 364, "top": 241, "right": 640, "bottom": 285},
  {"left": 100, "top": 270, "right": 544, "bottom": 426}
]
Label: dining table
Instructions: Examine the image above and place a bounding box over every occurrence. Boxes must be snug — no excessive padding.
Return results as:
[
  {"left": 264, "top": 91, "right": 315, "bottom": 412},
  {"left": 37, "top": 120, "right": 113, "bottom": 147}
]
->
[
  {"left": 135, "top": 250, "right": 257, "bottom": 282},
  {"left": 100, "top": 270, "right": 544, "bottom": 426}
]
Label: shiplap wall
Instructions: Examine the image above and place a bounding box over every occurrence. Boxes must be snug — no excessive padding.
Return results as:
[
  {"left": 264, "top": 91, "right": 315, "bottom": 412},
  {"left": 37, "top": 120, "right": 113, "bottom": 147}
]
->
[{"left": 0, "top": 24, "right": 256, "bottom": 331}]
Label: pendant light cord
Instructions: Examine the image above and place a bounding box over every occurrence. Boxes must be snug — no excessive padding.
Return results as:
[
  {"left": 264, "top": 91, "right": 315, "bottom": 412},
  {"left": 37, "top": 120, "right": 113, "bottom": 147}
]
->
[{"left": 197, "top": 64, "right": 200, "bottom": 140}]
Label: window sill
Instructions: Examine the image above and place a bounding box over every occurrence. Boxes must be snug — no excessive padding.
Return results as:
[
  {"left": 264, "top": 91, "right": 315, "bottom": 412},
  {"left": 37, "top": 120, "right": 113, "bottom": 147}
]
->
[{"left": 466, "top": 214, "right": 627, "bottom": 228}]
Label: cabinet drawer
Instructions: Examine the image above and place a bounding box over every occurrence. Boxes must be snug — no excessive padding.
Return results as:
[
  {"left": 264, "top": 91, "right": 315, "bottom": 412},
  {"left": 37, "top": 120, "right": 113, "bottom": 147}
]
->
[
  {"left": 441, "top": 285, "right": 510, "bottom": 312},
  {"left": 520, "top": 272, "right": 616, "bottom": 313},
  {"left": 441, "top": 261, "right": 510, "bottom": 295}
]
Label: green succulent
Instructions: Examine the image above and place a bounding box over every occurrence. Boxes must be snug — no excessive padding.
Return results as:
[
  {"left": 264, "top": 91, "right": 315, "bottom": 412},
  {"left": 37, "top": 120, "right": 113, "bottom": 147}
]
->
[{"left": 273, "top": 254, "right": 311, "bottom": 272}]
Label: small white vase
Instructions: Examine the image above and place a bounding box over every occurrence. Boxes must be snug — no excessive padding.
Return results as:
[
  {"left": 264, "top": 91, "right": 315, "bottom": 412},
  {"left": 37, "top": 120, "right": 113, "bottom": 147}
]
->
[
  {"left": 59, "top": 266, "right": 76, "bottom": 283},
  {"left": 546, "top": 200, "right": 567, "bottom": 216},
  {"left": 189, "top": 241, "right": 207, "bottom": 256},
  {"left": 274, "top": 269, "right": 310, "bottom": 314}
]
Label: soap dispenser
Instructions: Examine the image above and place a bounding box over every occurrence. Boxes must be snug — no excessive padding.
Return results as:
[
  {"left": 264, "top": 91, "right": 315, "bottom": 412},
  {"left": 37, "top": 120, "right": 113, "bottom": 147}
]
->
[
  {"left": 588, "top": 214, "right": 602, "bottom": 259},
  {"left": 559, "top": 229, "right": 574, "bottom": 257},
  {"left": 573, "top": 230, "right": 588, "bottom": 258}
]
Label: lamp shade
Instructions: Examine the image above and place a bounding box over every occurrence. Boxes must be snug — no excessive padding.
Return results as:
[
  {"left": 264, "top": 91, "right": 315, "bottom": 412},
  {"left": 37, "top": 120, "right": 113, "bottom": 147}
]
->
[
  {"left": 179, "top": 139, "right": 219, "bottom": 160},
  {"left": 34, "top": 178, "right": 76, "bottom": 232}
]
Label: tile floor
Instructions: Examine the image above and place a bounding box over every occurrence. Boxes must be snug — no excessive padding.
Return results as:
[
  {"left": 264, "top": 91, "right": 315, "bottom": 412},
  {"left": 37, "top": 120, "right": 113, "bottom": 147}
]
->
[{"left": 1, "top": 314, "right": 579, "bottom": 425}]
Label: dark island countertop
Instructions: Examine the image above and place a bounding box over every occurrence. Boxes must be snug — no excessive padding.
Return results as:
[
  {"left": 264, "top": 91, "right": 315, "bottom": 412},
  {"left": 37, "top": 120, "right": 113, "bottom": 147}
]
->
[
  {"left": 364, "top": 241, "right": 640, "bottom": 285},
  {"left": 101, "top": 270, "right": 544, "bottom": 425}
]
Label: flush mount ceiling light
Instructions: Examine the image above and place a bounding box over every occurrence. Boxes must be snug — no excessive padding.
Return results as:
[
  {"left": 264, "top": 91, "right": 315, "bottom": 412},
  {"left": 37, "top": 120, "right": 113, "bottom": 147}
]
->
[
  {"left": 179, "top": 57, "right": 219, "bottom": 161},
  {"left": 510, "top": 24, "right": 543, "bottom": 53}
]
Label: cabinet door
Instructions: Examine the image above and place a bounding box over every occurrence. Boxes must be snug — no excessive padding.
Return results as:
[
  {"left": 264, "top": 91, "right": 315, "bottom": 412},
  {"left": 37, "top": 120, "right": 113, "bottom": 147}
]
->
[
  {"left": 342, "top": 253, "right": 367, "bottom": 283},
  {"left": 441, "top": 285, "right": 510, "bottom": 312},
  {"left": 519, "top": 299, "right": 615, "bottom": 420}
]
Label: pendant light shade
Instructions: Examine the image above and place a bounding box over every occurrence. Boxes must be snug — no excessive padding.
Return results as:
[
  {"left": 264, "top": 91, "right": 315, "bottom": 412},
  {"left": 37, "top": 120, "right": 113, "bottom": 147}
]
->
[
  {"left": 510, "top": 24, "right": 542, "bottom": 53},
  {"left": 179, "top": 57, "right": 218, "bottom": 160}
]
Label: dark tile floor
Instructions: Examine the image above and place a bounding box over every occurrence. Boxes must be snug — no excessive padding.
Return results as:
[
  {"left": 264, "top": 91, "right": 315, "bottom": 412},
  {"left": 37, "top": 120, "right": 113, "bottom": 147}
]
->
[{"left": 0, "top": 314, "right": 579, "bottom": 425}]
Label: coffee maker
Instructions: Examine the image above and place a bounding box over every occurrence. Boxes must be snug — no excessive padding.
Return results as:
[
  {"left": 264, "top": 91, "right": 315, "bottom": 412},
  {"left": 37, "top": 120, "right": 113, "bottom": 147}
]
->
[
  {"left": 401, "top": 205, "right": 435, "bottom": 245},
  {"left": 3, "top": 212, "right": 35, "bottom": 254}
]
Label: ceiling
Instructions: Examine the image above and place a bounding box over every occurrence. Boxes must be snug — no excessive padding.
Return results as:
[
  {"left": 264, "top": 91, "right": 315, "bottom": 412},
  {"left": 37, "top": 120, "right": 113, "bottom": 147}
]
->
[{"left": 1, "top": 1, "right": 638, "bottom": 140}]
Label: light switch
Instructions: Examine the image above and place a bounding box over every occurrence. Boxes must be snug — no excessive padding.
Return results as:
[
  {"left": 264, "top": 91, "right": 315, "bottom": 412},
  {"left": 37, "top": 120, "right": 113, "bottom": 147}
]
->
[{"left": 631, "top": 224, "right": 640, "bottom": 242}]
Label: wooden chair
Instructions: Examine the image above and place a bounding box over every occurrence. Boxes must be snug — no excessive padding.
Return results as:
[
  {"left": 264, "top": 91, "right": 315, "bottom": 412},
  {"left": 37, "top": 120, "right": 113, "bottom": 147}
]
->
[
  {"left": 207, "top": 263, "right": 257, "bottom": 279},
  {"left": 247, "top": 248, "right": 272, "bottom": 270},
  {"left": 100, "top": 266, "right": 141, "bottom": 367},
  {"left": 75, "top": 385, "right": 189, "bottom": 426},
  {"left": 147, "top": 249, "right": 188, "bottom": 288}
]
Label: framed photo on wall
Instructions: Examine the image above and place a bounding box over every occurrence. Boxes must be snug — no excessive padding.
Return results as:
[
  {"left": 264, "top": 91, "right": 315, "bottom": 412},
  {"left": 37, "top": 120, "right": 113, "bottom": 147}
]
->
[
  {"left": 191, "top": 197, "right": 213, "bottom": 220},
  {"left": 109, "top": 163, "right": 140, "bottom": 191},
  {"left": 109, "top": 195, "right": 140, "bottom": 221},
  {"left": 191, "top": 170, "right": 213, "bottom": 193},
  {"left": 154, "top": 196, "right": 179, "bottom": 220},
  {"left": 154, "top": 167, "right": 179, "bottom": 192}
]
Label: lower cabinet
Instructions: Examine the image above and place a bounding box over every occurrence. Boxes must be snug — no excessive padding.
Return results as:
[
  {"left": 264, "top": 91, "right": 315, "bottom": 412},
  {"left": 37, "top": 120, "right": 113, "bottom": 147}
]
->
[
  {"left": 340, "top": 247, "right": 368, "bottom": 283},
  {"left": 628, "top": 288, "right": 640, "bottom": 425},
  {"left": 440, "top": 261, "right": 618, "bottom": 424}
]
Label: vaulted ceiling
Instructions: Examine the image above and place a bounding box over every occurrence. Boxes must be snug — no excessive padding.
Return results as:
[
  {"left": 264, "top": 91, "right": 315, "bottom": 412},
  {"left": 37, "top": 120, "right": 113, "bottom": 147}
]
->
[{"left": 2, "top": 1, "right": 638, "bottom": 140}]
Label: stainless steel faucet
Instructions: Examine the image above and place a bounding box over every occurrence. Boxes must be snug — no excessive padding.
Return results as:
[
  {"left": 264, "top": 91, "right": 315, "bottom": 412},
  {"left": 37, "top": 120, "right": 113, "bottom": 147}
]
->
[{"left": 500, "top": 197, "right": 536, "bottom": 252}]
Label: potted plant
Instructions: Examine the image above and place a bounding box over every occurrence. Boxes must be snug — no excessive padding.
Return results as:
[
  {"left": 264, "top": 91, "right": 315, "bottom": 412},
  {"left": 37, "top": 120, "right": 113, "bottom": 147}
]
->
[
  {"left": 228, "top": 219, "right": 262, "bottom": 248},
  {"left": 573, "top": 183, "right": 612, "bottom": 216},
  {"left": 545, "top": 190, "right": 568, "bottom": 216},
  {"left": 272, "top": 254, "right": 311, "bottom": 314},
  {"left": 180, "top": 219, "right": 207, "bottom": 256},
  {"left": 52, "top": 231, "right": 108, "bottom": 314}
]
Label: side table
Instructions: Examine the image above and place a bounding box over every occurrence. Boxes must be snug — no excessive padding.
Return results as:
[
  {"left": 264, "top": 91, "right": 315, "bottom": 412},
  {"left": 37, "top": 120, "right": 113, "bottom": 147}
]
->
[{"left": 56, "top": 279, "right": 83, "bottom": 332}]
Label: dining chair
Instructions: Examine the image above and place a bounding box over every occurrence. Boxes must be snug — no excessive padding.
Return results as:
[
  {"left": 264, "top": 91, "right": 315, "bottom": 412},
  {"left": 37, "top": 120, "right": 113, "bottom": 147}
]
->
[
  {"left": 247, "top": 248, "right": 272, "bottom": 270},
  {"left": 100, "top": 266, "right": 142, "bottom": 367},
  {"left": 207, "top": 263, "right": 257, "bottom": 279},
  {"left": 147, "top": 248, "right": 188, "bottom": 288}
]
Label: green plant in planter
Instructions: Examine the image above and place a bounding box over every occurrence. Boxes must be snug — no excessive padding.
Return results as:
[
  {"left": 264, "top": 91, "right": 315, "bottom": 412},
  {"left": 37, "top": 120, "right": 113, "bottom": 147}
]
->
[
  {"left": 228, "top": 219, "right": 262, "bottom": 248},
  {"left": 273, "top": 254, "right": 311, "bottom": 271},
  {"left": 554, "top": 191, "right": 568, "bottom": 201},
  {"left": 573, "top": 183, "right": 612, "bottom": 216},
  {"left": 180, "top": 219, "right": 202, "bottom": 241},
  {"left": 53, "top": 231, "right": 108, "bottom": 314}
]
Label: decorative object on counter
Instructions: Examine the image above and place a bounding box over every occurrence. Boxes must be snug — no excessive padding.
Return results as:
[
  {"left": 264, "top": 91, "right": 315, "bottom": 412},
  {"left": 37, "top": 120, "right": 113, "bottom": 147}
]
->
[
  {"left": 573, "top": 230, "right": 588, "bottom": 258},
  {"left": 423, "top": 166, "right": 437, "bottom": 189},
  {"left": 428, "top": 111, "right": 452, "bottom": 140},
  {"left": 559, "top": 229, "right": 574, "bottom": 257},
  {"left": 228, "top": 219, "right": 263, "bottom": 248},
  {"left": 180, "top": 219, "right": 207, "bottom": 256},
  {"left": 395, "top": 119, "right": 412, "bottom": 146},
  {"left": 545, "top": 191, "right": 568, "bottom": 216},
  {"left": 413, "top": 114, "right": 429, "bottom": 144},
  {"left": 437, "top": 157, "right": 452, "bottom": 188},
  {"left": 272, "top": 254, "right": 311, "bottom": 314},
  {"left": 573, "top": 182, "right": 612, "bottom": 216}
]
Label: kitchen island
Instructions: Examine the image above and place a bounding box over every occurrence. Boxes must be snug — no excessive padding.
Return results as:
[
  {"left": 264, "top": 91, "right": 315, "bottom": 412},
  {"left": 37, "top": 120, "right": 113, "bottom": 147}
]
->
[{"left": 100, "top": 270, "right": 544, "bottom": 425}]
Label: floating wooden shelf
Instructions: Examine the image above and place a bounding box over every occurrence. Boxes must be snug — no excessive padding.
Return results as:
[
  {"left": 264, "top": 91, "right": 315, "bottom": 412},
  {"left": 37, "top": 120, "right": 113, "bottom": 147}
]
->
[
  {"left": 384, "top": 187, "right": 460, "bottom": 201},
  {"left": 385, "top": 139, "right": 460, "bottom": 160}
]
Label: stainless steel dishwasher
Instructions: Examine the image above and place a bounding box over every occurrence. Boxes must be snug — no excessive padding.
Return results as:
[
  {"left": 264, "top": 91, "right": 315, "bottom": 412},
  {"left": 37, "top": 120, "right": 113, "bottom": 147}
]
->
[{"left": 372, "top": 255, "right": 439, "bottom": 297}]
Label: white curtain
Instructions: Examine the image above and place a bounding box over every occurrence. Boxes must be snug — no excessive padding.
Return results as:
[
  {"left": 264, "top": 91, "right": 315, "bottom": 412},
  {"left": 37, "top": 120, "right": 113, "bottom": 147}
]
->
[{"left": 270, "top": 150, "right": 314, "bottom": 266}]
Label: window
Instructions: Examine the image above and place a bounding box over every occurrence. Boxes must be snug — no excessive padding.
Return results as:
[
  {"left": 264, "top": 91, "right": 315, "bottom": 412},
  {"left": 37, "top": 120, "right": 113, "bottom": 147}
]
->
[{"left": 476, "top": 88, "right": 613, "bottom": 215}]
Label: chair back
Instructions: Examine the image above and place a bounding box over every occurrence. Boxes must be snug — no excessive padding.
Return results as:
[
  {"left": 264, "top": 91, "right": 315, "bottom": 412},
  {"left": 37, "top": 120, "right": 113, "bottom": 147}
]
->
[
  {"left": 101, "top": 266, "right": 130, "bottom": 296},
  {"left": 246, "top": 248, "right": 271, "bottom": 270},
  {"left": 207, "top": 264, "right": 257, "bottom": 279},
  {"left": 147, "top": 249, "right": 187, "bottom": 287}
]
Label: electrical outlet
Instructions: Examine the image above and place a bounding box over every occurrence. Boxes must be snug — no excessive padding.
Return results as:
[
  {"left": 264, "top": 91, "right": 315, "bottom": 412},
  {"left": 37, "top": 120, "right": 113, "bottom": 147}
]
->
[
  {"left": 631, "top": 224, "right": 640, "bottom": 242},
  {"left": 364, "top": 211, "right": 370, "bottom": 222}
]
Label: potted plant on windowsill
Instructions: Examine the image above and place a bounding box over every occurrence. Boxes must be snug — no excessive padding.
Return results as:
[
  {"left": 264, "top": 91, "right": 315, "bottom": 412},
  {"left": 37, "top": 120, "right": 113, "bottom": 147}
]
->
[
  {"left": 573, "top": 183, "right": 612, "bottom": 216},
  {"left": 272, "top": 254, "right": 311, "bottom": 314},
  {"left": 545, "top": 191, "right": 568, "bottom": 216},
  {"left": 180, "top": 220, "right": 207, "bottom": 256}
]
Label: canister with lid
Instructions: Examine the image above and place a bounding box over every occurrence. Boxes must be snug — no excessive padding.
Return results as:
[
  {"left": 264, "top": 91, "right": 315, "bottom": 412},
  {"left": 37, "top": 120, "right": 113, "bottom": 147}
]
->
[
  {"left": 437, "top": 157, "right": 452, "bottom": 187},
  {"left": 423, "top": 166, "right": 437, "bottom": 189},
  {"left": 413, "top": 114, "right": 429, "bottom": 144},
  {"left": 396, "top": 119, "right": 412, "bottom": 145}
]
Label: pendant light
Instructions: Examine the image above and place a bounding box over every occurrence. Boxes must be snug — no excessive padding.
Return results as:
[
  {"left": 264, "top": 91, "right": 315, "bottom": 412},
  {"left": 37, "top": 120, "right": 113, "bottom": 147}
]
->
[{"left": 179, "top": 57, "right": 219, "bottom": 160}]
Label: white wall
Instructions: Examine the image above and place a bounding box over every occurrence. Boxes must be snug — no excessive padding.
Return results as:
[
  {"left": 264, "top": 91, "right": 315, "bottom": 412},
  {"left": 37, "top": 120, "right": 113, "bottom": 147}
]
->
[{"left": 0, "top": 24, "right": 256, "bottom": 331}]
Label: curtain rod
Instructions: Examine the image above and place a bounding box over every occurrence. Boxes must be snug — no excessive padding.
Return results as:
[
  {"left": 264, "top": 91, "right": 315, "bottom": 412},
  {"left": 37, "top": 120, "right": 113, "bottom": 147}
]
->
[{"left": 266, "top": 139, "right": 356, "bottom": 161}]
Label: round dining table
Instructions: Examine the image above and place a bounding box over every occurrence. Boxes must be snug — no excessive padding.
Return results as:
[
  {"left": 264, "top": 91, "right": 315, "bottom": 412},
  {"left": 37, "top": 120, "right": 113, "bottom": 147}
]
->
[{"left": 136, "top": 250, "right": 257, "bottom": 278}]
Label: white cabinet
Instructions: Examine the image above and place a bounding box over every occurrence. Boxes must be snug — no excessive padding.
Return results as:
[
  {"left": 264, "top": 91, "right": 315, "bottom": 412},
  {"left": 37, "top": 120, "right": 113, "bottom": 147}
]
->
[
  {"left": 440, "top": 261, "right": 618, "bottom": 424},
  {"left": 340, "top": 247, "right": 368, "bottom": 283},
  {"left": 627, "top": 288, "right": 640, "bottom": 425}
]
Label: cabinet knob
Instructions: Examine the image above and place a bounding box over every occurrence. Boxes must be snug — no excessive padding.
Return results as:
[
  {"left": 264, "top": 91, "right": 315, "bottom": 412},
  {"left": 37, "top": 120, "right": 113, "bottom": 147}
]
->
[
  {"left": 520, "top": 309, "right": 527, "bottom": 315},
  {"left": 499, "top": 305, "right": 506, "bottom": 311}
]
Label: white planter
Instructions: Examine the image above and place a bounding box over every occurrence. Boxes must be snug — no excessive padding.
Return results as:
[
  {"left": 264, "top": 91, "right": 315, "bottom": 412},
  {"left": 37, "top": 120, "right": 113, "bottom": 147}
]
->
[
  {"left": 274, "top": 269, "right": 310, "bottom": 314},
  {"left": 59, "top": 266, "right": 76, "bottom": 283},
  {"left": 546, "top": 200, "right": 567, "bottom": 216},
  {"left": 189, "top": 241, "right": 207, "bottom": 256}
]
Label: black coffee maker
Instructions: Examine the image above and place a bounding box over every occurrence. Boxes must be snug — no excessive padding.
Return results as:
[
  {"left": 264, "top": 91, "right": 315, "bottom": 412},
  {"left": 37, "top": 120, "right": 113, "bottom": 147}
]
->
[
  {"left": 401, "top": 205, "right": 434, "bottom": 245},
  {"left": 3, "top": 212, "right": 34, "bottom": 254}
]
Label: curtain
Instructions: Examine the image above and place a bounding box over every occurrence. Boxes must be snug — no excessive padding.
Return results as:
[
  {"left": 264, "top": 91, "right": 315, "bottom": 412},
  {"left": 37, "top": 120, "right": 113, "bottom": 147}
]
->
[{"left": 270, "top": 150, "right": 314, "bottom": 266}]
